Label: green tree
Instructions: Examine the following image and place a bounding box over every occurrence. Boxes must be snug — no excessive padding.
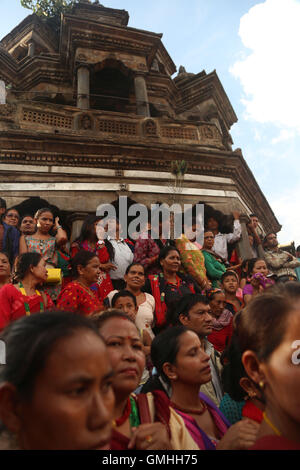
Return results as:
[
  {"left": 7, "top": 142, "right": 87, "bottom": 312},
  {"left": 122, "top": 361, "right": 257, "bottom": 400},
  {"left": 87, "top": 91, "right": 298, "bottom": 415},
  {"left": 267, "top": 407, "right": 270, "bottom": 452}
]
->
[{"left": 20, "top": 0, "right": 77, "bottom": 18}]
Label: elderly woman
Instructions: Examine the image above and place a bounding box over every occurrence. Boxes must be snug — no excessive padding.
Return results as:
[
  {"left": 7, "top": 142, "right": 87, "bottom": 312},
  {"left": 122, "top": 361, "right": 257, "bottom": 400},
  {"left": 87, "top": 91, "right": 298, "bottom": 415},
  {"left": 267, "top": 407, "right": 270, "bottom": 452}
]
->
[
  {"left": 92, "top": 310, "right": 199, "bottom": 450},
  {"left": 144, "top": 246, "right": 199, "bottom": 334},
  {"left": 207, "top": 289, "right": 233, "bottom": 353},
  {"left": 0, "top": 312, "right": 115, "bottom": 449},
  {"left": 0, "top": 253, "right": 53, "bottom": 330},
  {"left": 56, "top": 250, "right": 103, "bottom": 316}
]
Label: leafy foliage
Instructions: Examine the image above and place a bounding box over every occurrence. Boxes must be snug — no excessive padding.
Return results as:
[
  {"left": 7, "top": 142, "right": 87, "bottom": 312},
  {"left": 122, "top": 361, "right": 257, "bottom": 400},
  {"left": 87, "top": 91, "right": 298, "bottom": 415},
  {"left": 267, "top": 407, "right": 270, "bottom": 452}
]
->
[{"left": 20, "top": 0, "right": 77, "bottom": 18}]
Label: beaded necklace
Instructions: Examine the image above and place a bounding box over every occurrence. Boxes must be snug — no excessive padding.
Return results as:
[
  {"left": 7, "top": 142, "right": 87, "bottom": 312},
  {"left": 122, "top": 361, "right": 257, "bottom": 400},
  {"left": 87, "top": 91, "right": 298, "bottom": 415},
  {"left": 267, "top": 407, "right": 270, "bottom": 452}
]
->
[
  {"left": 170, "top": 399, "right": 207, "bottom": 415},
  {"left": 18, "top": 282, "right": 44, "bottom": 315}
]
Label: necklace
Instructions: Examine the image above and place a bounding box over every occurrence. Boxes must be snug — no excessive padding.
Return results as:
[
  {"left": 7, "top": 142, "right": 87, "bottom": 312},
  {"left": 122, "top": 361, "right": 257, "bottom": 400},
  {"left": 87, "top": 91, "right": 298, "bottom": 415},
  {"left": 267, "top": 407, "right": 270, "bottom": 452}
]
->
[
  {"left": 113, "top": 397, "right": 131, "bottom": 427},
  {"left": 170, "top": 400, "right": 207, "bottom": 415},
  {"left": 18, "top": 282, "right": 44, "bottom": 315},
  {"left": 263, "top": 412, "right": 282, "bottom": 436}
]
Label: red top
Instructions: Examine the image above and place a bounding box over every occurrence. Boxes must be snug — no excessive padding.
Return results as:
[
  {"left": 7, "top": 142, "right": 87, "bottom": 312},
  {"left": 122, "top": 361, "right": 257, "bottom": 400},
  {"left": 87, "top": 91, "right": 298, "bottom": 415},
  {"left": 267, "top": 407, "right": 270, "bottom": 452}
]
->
[
  {"left": 0, "top": 283, "right": 54, "bottom": 330},
  {"left": 250, "top": 435, "right": 300, "bottom": 450},
  {"left": 207, "top": 317, "right": 233, "bottom": 353},
  {"left": 56, "top": 281, "right": 103, "bottom": 316}
]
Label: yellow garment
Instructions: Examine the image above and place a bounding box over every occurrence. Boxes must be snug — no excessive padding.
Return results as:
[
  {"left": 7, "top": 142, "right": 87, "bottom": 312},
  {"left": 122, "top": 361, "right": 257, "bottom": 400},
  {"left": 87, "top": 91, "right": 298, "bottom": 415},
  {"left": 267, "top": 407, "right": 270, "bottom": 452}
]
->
[
  {"left": 176, "top": 235, "right": 207, "bottom": 289},
  {"left": 146, "top": 392, "right": 200, "bottom": 450}
]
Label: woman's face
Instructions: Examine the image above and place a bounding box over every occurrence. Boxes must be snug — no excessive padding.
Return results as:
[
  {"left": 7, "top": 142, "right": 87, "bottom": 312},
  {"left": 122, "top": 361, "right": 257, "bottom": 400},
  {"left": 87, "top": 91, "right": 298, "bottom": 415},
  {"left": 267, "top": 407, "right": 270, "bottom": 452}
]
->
[
  {"left": 78, "top": 257, "right": 101, "bottom": 285},
  {"left": 36, "top": 211, "right": 54, "bottom": 234},
  {"left": 252, "top": 260, "right": 268, "bottom": 277},
  {"left": 169, "top": 331, "right": 211, "bottom": 386},
  {"left": 209, "top": 292, "right": 226, "bottom": 317},
  {"left": 16, "top": 330, "right": 115, "bottom": 450},
  {"left": 99, "top": 318, "right": 145, "bottom": 397},
  {"left": 30, "top": 258, "right": 48, "bottom": 283},
  {"left": 0, "top": 253, "right": 10, "bottom": 279},
  {"left": 259, "top": 307, "right": 300, "bottom": 428},
  {"left": 203, "top": 231, "right": 215, "bottom": 250},
  {"left": 3, "top": 209, "right": 20, "bottom": 227},
  {"left": 160, "top": 250, "right": 181, "bottom": 274},
  {"left": 124, "top": 264, "right": 145, "bottom": 291}
]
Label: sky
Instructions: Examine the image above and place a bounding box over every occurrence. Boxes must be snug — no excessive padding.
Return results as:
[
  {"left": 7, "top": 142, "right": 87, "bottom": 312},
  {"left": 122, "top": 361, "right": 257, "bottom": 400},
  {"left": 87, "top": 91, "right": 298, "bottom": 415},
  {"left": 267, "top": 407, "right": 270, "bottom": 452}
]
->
[{"left": 0, "top": 0, "right": 299, "bottom": 246}]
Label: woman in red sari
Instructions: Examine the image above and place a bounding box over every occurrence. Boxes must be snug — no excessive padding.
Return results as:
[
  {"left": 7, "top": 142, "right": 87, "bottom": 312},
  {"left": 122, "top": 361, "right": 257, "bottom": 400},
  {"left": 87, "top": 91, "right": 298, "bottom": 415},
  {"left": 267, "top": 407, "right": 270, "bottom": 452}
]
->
[
  {"left": 57, "top": 250, "right": 103, "bottom": 316},
  {"left": 0, "top": 252, "right": 53, "bottom": 330},
  {"left": 71, "top": 215, "right": 115, "bottom": 302}
]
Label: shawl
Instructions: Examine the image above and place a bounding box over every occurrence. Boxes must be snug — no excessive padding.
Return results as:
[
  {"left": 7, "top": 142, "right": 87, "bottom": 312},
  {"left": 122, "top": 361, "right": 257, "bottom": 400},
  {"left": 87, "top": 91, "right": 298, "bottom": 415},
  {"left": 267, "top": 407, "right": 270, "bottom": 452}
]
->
[
  {"left": 212, "top": 308, "right": 233, "bottom": 331},
  {"left": 110, "top": 391, "right": 199, "bottom": 450},
  {"left": 172, "top": 392, "right": 230, "bottom": 450}
]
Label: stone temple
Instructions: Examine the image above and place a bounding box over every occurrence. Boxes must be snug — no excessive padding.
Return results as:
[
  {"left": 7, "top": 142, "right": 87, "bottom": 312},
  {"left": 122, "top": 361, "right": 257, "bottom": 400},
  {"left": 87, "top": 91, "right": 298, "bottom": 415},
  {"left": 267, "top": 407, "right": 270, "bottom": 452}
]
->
[{"left": 0, "top": 1, "right": 280, "bottom": 246}]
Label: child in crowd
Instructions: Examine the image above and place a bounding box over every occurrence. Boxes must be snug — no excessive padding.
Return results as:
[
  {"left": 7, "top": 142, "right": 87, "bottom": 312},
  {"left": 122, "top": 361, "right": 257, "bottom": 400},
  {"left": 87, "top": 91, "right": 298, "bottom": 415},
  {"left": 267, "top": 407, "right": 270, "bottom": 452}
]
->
[{"left": 221, "top": 271, "right": 243, "bottom": 315}]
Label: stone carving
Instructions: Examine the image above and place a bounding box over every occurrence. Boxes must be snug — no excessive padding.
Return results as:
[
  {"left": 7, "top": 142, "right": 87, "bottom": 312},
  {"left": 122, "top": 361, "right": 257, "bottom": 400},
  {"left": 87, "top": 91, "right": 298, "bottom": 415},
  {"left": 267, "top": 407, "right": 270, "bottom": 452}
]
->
[
  {"left": 137, "top": 62, "right": 147, "bottom": 71},
  {"left": 119, "top": 183, "right": 128, "bottom": 191},
  {"left": 0, "top": 104, "right": 16, "bottom": 120},
  {"left": 115, "top": 169, "right": 124, "bottom": 177},
  {"left": 203, "top": 125, "right": 214, "bottom": 139},
  {"left": 143, "top": 119, "right": 158, "bottom": 137},
  {"left": 80, "top": 113, "right": 93, "bottom": 130}
]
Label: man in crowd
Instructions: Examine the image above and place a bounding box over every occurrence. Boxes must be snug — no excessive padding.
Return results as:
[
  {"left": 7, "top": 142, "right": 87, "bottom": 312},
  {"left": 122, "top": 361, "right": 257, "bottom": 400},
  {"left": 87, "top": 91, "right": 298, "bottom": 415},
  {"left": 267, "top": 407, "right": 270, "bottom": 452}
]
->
[
  {"left": 19, "top": 214, "right": 36, "bottom": 236},
  {"left": 264, "top": 233, "right": 300, "bottom": 282}
]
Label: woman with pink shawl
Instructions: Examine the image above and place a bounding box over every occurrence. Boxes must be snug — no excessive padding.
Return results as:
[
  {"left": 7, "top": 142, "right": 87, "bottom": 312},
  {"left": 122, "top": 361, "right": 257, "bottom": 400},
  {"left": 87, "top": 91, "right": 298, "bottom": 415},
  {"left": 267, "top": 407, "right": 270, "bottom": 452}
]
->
[{"left": 151, "top": 326, "right": 260, "bottom": 450}]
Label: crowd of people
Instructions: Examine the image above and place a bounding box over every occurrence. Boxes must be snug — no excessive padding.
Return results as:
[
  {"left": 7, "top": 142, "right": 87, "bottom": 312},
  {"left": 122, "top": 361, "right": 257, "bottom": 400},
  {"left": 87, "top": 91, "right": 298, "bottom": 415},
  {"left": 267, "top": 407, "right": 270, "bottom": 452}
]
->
[{"left": 0, "top": 196, "right": 299, "bottom": 450}]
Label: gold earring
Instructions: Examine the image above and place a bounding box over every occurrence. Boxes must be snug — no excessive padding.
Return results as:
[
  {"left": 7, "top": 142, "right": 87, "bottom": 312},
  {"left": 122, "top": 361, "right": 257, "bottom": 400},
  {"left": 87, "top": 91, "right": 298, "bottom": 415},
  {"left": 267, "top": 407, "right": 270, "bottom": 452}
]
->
[{"left": 259, "top": 380, "right": 265, "bottom": 389}]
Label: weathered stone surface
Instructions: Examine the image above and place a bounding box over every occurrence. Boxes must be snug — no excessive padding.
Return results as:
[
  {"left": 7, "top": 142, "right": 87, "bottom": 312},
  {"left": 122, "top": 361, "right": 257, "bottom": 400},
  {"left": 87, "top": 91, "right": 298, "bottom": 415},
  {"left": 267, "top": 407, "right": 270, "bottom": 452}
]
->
[{"left": 0, "top": 3, "right": 280, "bottom": 236}]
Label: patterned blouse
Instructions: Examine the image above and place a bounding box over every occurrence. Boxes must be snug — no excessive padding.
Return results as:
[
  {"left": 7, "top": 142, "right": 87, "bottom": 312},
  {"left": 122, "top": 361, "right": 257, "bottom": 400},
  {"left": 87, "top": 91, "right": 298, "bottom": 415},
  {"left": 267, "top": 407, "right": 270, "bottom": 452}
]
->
[
  {"left": 25, "top": 235, "right": 57, "bottom": 266},
  {"left": 56, "top": 281, "right": 103, "bottom": 316}
]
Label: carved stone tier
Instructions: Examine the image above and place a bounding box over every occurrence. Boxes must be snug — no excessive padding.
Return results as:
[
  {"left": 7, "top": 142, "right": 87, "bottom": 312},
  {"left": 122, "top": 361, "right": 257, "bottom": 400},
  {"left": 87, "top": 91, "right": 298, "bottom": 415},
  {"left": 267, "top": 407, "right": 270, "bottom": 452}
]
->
[{"left": 0, "top": 101, "right": 224, "bottom": 149}]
